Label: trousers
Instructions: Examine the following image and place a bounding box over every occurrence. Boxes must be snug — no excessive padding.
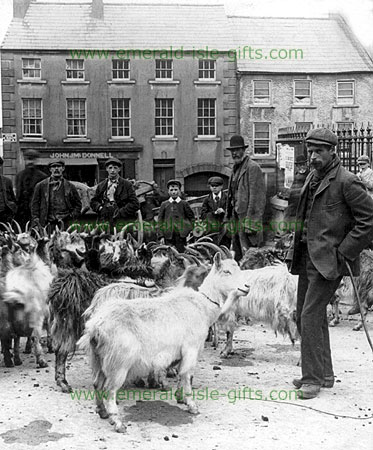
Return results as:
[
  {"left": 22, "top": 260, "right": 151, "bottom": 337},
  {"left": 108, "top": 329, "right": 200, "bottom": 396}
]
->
[{"left": 296, "top": 246, "right": 342, "bottom": 385}]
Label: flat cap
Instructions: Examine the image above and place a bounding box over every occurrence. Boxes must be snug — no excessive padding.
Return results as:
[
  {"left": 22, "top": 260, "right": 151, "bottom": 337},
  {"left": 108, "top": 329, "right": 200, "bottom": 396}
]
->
[
  {"left": 357, "top": 155, "right": 370, "bottom": 164},
  {"left": 24, "top": 149, "right": 39, "bottom": 159},
  {"left": 305, "top": 128, "right": 338, "bottom": 147},
  {"left": 208, "top": 176, "right": 224, "bottom": 186},
  {"left": 105, "top": 157, "right": 122, "bottom": 167},
  {"left": 166, "top": 179, "right": 182, "bottom": 189},
  {"left": 226, "top": 134, "right": 248, "bottom": 150},
  {"left": 48, "top": 159, "right": 65, "bottom": 168}
]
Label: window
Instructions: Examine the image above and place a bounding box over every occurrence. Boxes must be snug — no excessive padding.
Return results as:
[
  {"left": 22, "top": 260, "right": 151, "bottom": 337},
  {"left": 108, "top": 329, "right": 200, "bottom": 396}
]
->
[
  {"left": 66, "top": 59, "right": 84, "bottom": 80},
  {"left": 337, "top": 81, "right": 355, "bottom": 105},
  {"left": 22, "top": 99, "right": 42, "bottom": 136},
  {"left": 22, "top": 58, "right": 41, "bottom": 79},
  {"left": 336, "top": 122, "right": 353, "bottom": 131},
  {"left": 198, "top": 60, "right": 216, "bottom": 80},
  {"left": 155, "top": 60, "right": 173, "bottom": 80},
  {"left": 253, "top": 122, "right": 271, "bottom": 155},
  {"left": 253, "top": 80, "right": 271, "bottom": 104},
  {"left": 295, "top": 122, "right": 312, "bottom": 132},
  {"left": 155, "top": 99, "right": 174, "bottom": 136},
  {"left": 294, "top": 80, "right": 311, "bottom": 105},
  {"left": 111, "top": 99, "right": 131, "bottom": 137},
  {"left": 197, "top": 99, "right": 216, "bottom": 136},
  {"left": 66, "top": 99, "right": 86, "bottom": 136},
  {"left": 112, "top": 60, "right": 130, "bottom": 80}
]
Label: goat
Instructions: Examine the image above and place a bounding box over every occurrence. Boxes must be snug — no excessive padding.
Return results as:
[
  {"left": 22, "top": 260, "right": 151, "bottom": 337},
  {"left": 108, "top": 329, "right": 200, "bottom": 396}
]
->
[
  {"left": 78, "top": 253, "right": 247, "bottom": 433},
  {"left": 220, "top": 264, "right": 298, "bottom": 357}
]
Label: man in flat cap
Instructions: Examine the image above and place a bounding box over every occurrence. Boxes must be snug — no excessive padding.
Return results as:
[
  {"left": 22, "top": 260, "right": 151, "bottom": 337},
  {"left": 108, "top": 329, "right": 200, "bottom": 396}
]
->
[
  {"left": 201, "top": 176, "right": 230, "bottom": 247},
  {"left": 15, "top": 149, "right": 47, "bottom": 229},
  {"left": 290, "top": 127, "right": 373, "bottom": 399},
  {"left": 90, "top": 157, "right": 139, "bottom": 232},
  {"left": 0, "top": 156, "right": 17, "bottom": 223},
  {"left": 31, "top": 159, "right": 82, "bottom": 232},
  {"left": 356, "top": 155, "right": 373, "bottom": 199},
  {"left": 157, "top": 179, "right": 195, "bottom": 252},
  {"left": 225, "top": 135, "right": 266, "bottom": 261}
]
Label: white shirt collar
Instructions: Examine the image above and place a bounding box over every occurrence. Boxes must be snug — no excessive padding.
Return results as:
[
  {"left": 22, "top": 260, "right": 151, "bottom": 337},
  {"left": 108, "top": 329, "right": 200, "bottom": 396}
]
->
[
  {"left": 169, "top": 197, "right": 181, "bottom": 203},
  {"left": 213, "top": 192, "right": 222, "bottom": 199}
]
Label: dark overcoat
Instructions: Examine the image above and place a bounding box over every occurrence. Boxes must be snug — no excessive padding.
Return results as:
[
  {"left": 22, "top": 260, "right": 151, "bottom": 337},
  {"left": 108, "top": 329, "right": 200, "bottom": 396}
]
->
[
  {"left": 291, "top": 161, "right": 373, "bottom": 280},
  {"left": 0, "top": 176, "right": 17, "bottom": 215},
  {"left": 158, "top": 199, "right": 195, "bottom": 238},
  {"left": 31, "top": 178, "right": 82, "bottom": 227}
]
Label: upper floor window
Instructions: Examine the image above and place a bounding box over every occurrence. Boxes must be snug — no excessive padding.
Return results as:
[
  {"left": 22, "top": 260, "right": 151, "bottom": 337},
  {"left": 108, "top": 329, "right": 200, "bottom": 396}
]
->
[
  {"left": 22, "top": 58, "right": 41, "bottom": 79},
  {"left": 111, "top": 98, "right": 131, "bottom": 137},
  {"left": 112, "top": 60, "right": 130, "bottom": 80},
  {"left": 66, "top": 99, "right": 86, "bottom": 136},
  {"left": 336, "top": 122, "right": 354, "bottom": 131},
  {"left": 155, "top": 59, "right": 173, "bottom": 80},
  {"left": 155, "top": 99, "right": 174, "bottom": 136},
  {"left": 294, "top": 80, "right": 311, "bottom": 105},
  {"left": 66, "top": 59, "right": 84, "bottom": 80},
  {"left": 198, "top": 60, "right": 216, "bottom": 80},
  {"left": 253, "top": 80, "right": 271, "bottom": 105},
  {"left": 337, "top": 80, "right": 355, "bottom": 105},
  {"left": 22, "top": 99, "right": 42, "bottom": 136},
  {"left": 253, "top": 122, "right": 271, "bottom": 155},
  {"left": 197, "top": 98, "right": 216, "bottom": 136},
  {"left": 295, "top": 122, "right": 312, "bottom": 132}
]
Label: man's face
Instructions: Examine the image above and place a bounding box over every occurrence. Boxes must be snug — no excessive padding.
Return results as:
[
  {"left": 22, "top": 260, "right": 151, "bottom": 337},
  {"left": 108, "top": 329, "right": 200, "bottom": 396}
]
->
[
  {"left": 307, "top": 144, "right": 334, "bottom": 171},
  {"left": 49, "top": 165, "right": 64, "bottom": 178},
  {"left": 106, "top": 164, "right": 121, "bottom": 179},
  {"left": 358, "top": 161, "right": 369, "bottom": 172},
  {"left": 210, "top": 184, "right": 223, "bottom": 194},
  {"left": 230, "top": 147, "right": 245, "bottom": 166},
  {"left": 168, "top": 185, "right": 180, "bottom": 198}
]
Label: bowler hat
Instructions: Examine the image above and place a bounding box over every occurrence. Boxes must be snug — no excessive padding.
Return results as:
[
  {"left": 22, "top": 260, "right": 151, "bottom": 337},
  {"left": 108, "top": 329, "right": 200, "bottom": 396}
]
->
[
  {"left": 48, "top": 159, "right": 65, "bottom": 168},
  {"left": 357, "top": 155, "right": 370, "bottom": 164},
  {"left": 208, "top": 176, "right": 224, "bottom": 186},
  {"left": 24, "top": 149, "right": 39, "bottom": 159},
  {"left": 166, "top": 179, "right": 182, "bottom": 189},
  {"left": 295, "top": 154, "right": 307, "bottom": 165},
  {"left": 105, "top": 157, "right": 122, "bottom": 168},
  {"left": 226, "top": 135, "right": 248, "bottom": 150},
  {"left": 305, "top": 128, "right": 338, "bottom": 147}
]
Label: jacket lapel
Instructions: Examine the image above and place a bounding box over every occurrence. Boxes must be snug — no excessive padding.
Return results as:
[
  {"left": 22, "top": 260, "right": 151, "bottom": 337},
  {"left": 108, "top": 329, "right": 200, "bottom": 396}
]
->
[{"left": 315, "top": 165, "right": 339, "bottom": 197}]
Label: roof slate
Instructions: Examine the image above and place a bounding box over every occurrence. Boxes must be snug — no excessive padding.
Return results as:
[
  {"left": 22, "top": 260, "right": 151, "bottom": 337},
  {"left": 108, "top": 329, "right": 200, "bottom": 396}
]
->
[
  {"left": 1, "top": 2, "right": 233, "bottom": 51},
  {"left": 229, "top": 16, "right": 373, "bottom": 73}
]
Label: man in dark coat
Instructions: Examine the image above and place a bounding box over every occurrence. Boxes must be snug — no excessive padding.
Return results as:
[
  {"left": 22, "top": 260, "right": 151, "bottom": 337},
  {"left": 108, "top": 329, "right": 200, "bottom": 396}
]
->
[
  {"left": 90, "top": 157, "right": 139, "bottom": 232},
  {"left": 291, "top": 128, "right": 373, "bottom": 399},
  {"left": 31, "top": 160, "right": 82, "bottom": 232},
  {"left": 15, "top": 149, "right": 47, "bottom": 229},
  {"left": 225, "top": 135, "right": 266, "bottom": 261},
  {"left": 201, "top": 176, "right": 230, "bottom": 247},
  {"left": 0, "top": 156, "right": 17, "bottom": 223}
]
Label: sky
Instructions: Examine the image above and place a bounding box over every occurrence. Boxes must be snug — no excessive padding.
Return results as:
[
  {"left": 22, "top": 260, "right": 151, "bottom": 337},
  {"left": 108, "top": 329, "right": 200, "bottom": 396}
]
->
[{"left": 0, "top": 0, "right": 372, "bottom": 48}]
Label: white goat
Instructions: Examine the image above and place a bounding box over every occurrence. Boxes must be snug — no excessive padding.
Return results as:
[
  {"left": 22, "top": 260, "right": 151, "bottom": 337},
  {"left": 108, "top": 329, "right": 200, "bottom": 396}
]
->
[
  {"left": 220, "top": 264, "right": 298, "bottom": 357},
  {"left": 78, "top": 253, "right": 247, "bottom": 433}
]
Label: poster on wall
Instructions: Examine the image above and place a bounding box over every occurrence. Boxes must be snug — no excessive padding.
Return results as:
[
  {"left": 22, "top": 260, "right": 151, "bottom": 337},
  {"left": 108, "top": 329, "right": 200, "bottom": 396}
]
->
[{"left": 277, "top": 143, "right": 295, "bottom": 187}]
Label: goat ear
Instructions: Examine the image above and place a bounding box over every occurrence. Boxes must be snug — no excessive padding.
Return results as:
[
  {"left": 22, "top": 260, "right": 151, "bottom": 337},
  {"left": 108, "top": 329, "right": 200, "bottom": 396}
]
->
[{"left": 213, "top": 252, "right": 222, "bottom": 269}]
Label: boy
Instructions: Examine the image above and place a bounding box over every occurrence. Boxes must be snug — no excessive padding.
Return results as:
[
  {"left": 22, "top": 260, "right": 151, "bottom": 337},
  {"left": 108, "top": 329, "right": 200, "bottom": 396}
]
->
[
  {"left": 201, "top": 176, "right": 230, "bottom": 247},
  {"left": 158, "top": 179, "right": 195, "bottom": 252}
]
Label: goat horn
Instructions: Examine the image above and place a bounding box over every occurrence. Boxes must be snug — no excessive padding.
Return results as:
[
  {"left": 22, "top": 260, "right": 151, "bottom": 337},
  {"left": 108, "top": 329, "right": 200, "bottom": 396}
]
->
[
  {"left": 31, "top": 227, "right": 41, "bottom": 240},
  {"left": 0, "top": 222, "right": 13, "bottom": 233},
  {"left": 12, "top": 220, "right": 22, "bottom": 235},
  {"left": 179, "top": 252, "right": 201, "bottom": 266},
  {"left": 137, "top": 210, "right": 144, "bottom": 247},
  {"left": 196, "top": 236, "right": 213, "bottom": 243},
  {"left": 7, "top": 222, "right": 16, "bottom": 234},
  {"left": 25, "top": 221, "right": 30, "bottom": 233},
  {"left": 220, "top": 245, "right": 233, "bottom": 259},
  {"left": 191, "top": 242, "right": 226, "bottom": 258},
  {"left": 66, "top": 224, "right": 77, "bottom": 233}
]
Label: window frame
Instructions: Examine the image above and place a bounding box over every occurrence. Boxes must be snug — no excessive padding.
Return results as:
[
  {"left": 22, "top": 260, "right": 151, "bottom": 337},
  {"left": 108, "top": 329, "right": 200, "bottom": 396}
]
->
[
  {"left": 111, "top": 98, "right": 131, "bottom": 138},
  {"left": 197, "top": 98, "right": 216, "bottom": 137},
  {"left": 253, "top": 80, "right": 271, "bottom": 105},
  {"left": 293, "top": 79, "right": 312, "bottom": 105},
  {"left": 112, "top": 59, "right": 130, "bottom": 80},
  {"left": 22, "top": 58, "right": 41, "bottom": 79},
  {"left": 155, "top": 59, "right": 173, "bottom": 80},
  {"left": 198, "top": 59, "right": 216, "bottom": 81},
  {"left": 66, "top": 59, "right": 85, "bottom": 80},
  {"left": 253, "top": 122, "right": 271, "bottom": 156},
  {"left": 337, "top": 80, "right": 355, "bottom": 105},
  {"left": 155, "top": 98, "right": 174, "bottom": 137},
  {"left": 66, "top": 98, "right": 87, "bottom": 137},
  {"left": 22, "top": 98, "right": 43, "bottom": 137}
]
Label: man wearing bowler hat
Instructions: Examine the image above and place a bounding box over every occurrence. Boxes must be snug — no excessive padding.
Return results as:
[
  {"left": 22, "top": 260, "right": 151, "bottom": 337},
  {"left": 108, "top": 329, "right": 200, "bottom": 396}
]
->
[
  {"left": 290, "top": 127, "right": 373, "bottom": 399},
  {"left": 90, "top": 157, "right": 139, "bottom": 231},
  {"left": 225, "top": 134, "right": 266, "bottom": 261},
  {"left": 31, "top": 159, "right": 82, "bottom": 232},
  {"left": 16, "top": 149, "right": 47, "bottom": 229},
  {"left": 0, "top": 156, "right": 17, "bottom": 223}
]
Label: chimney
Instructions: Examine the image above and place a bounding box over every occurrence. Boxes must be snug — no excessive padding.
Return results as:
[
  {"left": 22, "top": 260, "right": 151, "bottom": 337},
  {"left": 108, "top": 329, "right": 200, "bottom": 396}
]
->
[
  {"left": 13, "top": 0, "right": 31, "bottom": 19},
  {"left": 91, "top": 0, "right": 104, "bottom": 20}
]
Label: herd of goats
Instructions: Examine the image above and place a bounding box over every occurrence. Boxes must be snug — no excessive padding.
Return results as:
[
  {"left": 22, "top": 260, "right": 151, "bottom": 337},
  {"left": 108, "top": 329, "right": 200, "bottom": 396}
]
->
[{"left": 0, "top": 220, "right": 372, "bottom": 432}]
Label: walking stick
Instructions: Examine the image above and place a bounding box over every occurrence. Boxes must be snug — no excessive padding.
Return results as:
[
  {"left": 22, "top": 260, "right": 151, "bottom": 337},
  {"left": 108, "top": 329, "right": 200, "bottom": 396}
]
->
[{"left": 345, "top": 260, "right": 373, "bottom": 353}]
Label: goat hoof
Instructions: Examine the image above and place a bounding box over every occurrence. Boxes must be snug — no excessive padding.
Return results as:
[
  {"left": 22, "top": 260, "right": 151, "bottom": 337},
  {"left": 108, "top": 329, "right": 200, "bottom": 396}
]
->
[
  {"left": 37, "top": 359, "right": 48, "bottom": 368},
  {"left": 14, "top": 357, "right": 22, "bottom": 366},
  {"left": 97, "top": 407, "right": 109, "bottom": 419},
  {"left": 4, "top": 358, "right": 14, "bottom": 368},
  {"left": 114, "top": 423, "right": 127, "bottom": 433},
  {"left": 188, "top": 405, "right": 199, "bottom": 415},
  {"left": 58, "top": 381, "right": 73, "bottom": 393},
  {"left": 352, "top": 325, "right": 362, "bottom": 331}
]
